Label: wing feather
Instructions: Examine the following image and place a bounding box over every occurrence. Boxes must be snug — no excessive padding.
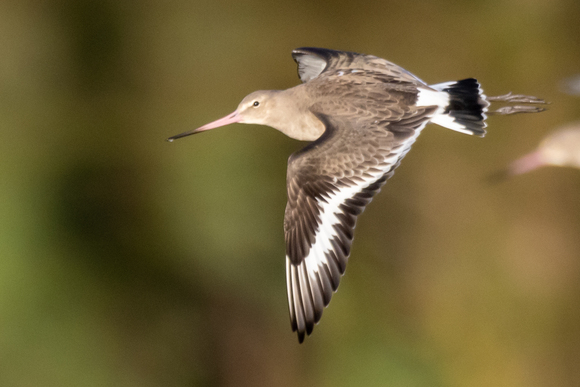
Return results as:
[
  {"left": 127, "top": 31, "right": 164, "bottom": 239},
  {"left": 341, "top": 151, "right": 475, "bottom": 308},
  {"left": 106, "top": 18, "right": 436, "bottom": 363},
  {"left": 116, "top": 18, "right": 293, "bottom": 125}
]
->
[
  {"left": 284, "top": 109, "right": 433, "bottom": 342},
  {"left": 292, "top": 47, "right": 428, "bottom": 85}
]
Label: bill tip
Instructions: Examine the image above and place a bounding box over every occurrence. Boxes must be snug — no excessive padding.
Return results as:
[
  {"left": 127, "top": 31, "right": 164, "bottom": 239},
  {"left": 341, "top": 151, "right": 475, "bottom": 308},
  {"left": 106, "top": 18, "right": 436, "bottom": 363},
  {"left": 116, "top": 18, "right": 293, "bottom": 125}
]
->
[{"left": 485, "top": 169, "right": 510, "bottom": 185}]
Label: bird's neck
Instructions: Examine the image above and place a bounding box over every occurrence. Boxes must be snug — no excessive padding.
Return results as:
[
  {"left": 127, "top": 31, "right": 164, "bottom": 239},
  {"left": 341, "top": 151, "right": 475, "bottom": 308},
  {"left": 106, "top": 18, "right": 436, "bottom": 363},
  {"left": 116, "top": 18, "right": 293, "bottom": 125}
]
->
[{"left": 266, "top": 87, "right": 325, "bottom": 142}]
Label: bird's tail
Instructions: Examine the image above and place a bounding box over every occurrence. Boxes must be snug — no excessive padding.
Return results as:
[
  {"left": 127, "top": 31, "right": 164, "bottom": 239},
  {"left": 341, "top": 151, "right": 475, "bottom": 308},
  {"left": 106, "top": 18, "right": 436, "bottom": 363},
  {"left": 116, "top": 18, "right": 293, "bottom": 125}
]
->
[
  {"left": 424, "top": 78, "right": 547, "bottom": 138},
  {"left": 428, "top": 78, "right": 489, "bottom": 137}
]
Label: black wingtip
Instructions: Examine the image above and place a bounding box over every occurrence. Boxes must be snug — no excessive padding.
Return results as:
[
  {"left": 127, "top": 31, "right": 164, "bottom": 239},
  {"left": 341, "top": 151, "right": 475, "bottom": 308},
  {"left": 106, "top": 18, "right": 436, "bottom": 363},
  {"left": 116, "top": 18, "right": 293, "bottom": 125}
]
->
[{"left": 297, "top": 331, "right": 305, "bottom": 344}]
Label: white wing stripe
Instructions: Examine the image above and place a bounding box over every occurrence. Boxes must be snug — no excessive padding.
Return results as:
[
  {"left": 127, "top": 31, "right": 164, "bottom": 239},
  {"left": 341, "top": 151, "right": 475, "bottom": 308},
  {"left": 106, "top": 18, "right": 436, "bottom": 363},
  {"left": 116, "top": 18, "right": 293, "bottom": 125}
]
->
[
  {"left": 287, "top": 121, "right": 431, "bottom": 341},
  {"left": 291, "top": 263, "right": 305, "bottom": 332},
  {"left": 305, "top": 178, "right": 374, "bottom": 279},
  {"left": 302, "top": 122, "right": 429, "bottom": 280},
  {"left": 286, "top": 258, "right": 295, "bottom": 328}
]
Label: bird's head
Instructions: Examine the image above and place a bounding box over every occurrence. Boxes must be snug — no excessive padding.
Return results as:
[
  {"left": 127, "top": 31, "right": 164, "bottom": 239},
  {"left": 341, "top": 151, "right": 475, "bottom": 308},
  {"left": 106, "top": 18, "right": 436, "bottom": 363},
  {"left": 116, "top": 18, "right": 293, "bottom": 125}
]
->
[{"left": 166, "top": 90, "right": 279, "bottom": 142}]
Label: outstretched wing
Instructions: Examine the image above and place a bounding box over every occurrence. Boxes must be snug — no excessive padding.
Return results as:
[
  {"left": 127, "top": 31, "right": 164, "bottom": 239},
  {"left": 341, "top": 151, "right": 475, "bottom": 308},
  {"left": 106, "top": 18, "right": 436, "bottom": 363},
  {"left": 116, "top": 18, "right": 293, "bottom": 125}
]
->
[
  {"left": 284, "top": 108, "right": 435, "bottom": 343},
  {"left": 292, "top": 47, "right": 427, "bottom": 85}
]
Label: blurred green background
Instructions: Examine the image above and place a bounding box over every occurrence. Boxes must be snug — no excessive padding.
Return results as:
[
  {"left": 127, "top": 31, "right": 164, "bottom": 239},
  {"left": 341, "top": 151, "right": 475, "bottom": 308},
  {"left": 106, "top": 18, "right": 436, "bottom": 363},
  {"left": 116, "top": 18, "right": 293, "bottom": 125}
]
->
[{"left": 1, "top": 0, "right": 579, "bottom": 386}]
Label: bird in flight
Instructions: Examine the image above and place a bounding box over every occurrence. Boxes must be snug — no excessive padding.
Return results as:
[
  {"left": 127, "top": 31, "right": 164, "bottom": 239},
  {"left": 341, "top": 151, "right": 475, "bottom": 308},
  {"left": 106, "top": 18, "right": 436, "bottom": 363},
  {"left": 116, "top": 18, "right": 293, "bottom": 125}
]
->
[
  {"left": 168, "top": 47, "right": 546, "bottom": 342},
  {"left": 496, "top": 121, "right": 580, "bottom": 177}
]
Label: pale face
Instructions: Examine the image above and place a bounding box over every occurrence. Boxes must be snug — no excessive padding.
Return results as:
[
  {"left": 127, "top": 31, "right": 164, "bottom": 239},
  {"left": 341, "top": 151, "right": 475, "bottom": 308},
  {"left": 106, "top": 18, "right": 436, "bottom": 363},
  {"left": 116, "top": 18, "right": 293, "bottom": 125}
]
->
[
  {"left": 236, "top": 90, "right": 278, "bottom": 125},
  {"left": 166, "top": 90, "right": 279, "bottom": 141},
  {"left": 540, "top": 126, "right": 580, "bottom": 168}
]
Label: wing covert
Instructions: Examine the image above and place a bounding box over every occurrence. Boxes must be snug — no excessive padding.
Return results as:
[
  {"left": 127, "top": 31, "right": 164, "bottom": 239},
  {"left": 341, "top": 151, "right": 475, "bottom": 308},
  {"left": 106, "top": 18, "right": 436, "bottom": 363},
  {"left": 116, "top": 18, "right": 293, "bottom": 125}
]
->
[
  {"left": 284, "top": 111, "right": 433, "bottom": 342},
  {"left": 291, "top": 47, "right": 428, "bottom": 85}
]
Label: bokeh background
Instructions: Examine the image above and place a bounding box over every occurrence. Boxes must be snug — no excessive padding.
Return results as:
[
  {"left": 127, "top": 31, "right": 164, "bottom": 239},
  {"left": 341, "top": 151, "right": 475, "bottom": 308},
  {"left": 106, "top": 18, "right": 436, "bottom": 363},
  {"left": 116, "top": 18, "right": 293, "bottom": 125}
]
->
[{"left": 1, "top": 0, "right": 579, "bottom": 386}]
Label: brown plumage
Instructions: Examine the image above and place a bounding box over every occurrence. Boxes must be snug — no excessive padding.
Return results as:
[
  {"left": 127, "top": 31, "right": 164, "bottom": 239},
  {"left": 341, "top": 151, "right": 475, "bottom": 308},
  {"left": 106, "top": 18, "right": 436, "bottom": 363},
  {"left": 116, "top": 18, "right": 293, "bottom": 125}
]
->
[{"left": 168, "top": 47, "right": 546, "bottom": 342}]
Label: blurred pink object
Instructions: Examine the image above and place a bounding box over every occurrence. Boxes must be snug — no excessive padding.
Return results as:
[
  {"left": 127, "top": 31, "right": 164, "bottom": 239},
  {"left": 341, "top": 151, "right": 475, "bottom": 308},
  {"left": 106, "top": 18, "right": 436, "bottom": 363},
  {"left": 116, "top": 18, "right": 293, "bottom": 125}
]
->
[{"left": 507, "top": 122, "right": 580, "bottom": 175}]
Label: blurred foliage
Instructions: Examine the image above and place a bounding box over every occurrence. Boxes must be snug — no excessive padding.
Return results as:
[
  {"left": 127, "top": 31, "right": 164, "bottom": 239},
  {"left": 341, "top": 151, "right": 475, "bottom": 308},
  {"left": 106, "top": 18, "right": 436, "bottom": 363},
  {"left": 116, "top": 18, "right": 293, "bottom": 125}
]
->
[{"left": 1, "top": 0, "right": 580, "bottom": 386}]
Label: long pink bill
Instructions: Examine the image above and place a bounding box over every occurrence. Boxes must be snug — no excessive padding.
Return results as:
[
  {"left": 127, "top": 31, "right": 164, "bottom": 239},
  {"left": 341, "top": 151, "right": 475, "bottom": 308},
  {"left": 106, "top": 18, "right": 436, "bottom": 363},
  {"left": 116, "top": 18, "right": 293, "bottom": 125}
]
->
[
  {"left": 507, "top": 150, "right": 546, "bottom": 176},
  {"left": 166, "top": 111, "right": 241, "bottom": 142},
  {"left": 487, "top": 150, "right": 546, "bottom": 184}
]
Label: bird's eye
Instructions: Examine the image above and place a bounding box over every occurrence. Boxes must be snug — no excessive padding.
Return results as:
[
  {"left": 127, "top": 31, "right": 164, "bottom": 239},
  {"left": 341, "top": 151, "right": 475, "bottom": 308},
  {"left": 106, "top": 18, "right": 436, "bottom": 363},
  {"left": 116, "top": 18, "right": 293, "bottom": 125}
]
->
[{"left": 253, "top": 101, "right": 260, "bottom": 107}]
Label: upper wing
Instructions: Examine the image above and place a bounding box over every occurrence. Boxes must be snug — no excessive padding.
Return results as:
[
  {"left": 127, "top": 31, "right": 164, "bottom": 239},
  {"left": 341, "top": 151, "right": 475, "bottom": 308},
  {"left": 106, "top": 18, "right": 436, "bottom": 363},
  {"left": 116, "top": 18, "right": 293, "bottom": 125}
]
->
[
  {"left": 284, "top": 108, "right": 435, "bottom": 342},
  {"left": 292, "top": 47, "right": 427, "bottom": 85}
]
